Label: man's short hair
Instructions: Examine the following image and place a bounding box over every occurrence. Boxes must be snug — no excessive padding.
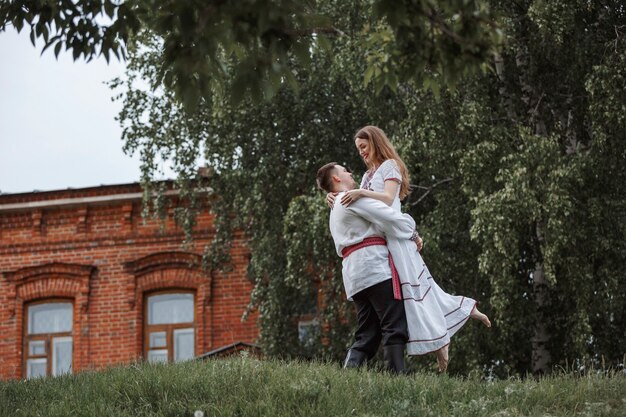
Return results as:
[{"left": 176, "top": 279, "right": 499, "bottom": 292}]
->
[{"left": 316, "top": 162, "right": 338, "bottom": 193}]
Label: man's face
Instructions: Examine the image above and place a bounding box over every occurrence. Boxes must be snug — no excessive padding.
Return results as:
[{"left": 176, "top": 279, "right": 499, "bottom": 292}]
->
[{"left": 334, "top": 165, "right": 356, "bottom": 189}]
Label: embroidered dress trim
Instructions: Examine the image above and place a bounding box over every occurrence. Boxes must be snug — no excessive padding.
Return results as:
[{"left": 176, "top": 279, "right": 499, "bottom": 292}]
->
[{"left": 361, "top": 169, "right": 377, "bottom": 191}]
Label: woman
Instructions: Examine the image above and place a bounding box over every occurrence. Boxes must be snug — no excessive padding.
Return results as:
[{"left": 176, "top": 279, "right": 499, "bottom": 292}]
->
[{"left": 328, "top": 125, "right": 490, "bottom": 372}]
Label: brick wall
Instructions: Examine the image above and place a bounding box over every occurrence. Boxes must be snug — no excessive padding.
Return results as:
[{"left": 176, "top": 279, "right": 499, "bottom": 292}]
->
[{"left": 0, "top": 183, "right": 258, "bottom": 380}]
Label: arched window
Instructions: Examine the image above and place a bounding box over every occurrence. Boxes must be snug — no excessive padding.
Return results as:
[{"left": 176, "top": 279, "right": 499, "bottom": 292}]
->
[
  {"left": 144, "top": 292, "right": 195, "bottom": 363},
  {"left": 24, "top": 300, "right": 73, "bottom": 378}
]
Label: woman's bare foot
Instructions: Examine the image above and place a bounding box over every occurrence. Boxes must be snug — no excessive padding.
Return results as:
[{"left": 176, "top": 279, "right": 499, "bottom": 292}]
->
[
  {"left": 470, "top": 307, "right": 492, "bottom": 328},
  {"left": 436, "top": 344, "right": 449, "bottom": 373}
]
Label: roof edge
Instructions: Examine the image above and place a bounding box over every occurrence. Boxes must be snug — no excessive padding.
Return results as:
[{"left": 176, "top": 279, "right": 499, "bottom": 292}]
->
[{"left": 0, "top": 189, "right": 180, "bottom": 213}]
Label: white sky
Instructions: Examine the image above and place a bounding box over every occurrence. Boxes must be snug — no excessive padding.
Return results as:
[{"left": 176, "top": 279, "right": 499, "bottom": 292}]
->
[{"left": 0, "top": 28, "right": 144, "bottom": 195}]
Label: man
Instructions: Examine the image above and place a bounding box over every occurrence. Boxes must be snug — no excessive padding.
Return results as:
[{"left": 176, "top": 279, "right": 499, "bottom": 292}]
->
[{"left": 316, "top": 162, "right": 421, "bottom": 373}]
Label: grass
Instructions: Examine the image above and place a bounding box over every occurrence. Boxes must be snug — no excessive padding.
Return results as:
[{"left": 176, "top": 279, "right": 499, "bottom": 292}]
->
[{"left": 1, "top": 356, "right": 625, "bottom": 417}]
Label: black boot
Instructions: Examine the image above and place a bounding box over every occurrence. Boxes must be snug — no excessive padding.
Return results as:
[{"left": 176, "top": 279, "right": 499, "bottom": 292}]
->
[
  {"left": 383, "top": 344, "right": 406, "bottom": 374},
  {"left": 343, "top": 349, "right": 367, "bottom": 369}
]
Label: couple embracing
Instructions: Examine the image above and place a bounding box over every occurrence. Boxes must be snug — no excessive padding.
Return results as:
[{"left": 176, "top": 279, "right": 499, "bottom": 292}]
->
[{"left": 316, "top": 126, "right": 491, "bottom": 374}]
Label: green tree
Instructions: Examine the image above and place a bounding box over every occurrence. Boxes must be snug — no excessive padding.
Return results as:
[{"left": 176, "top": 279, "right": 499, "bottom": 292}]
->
[
  {"left": 392, "top": 1, "right": 626, "bottom": 375},
  {"left": 1, "top": 0, "right": 500, "bottom": 107},
  {"left": 112, "top": 25, "right": 378, "bottom": 357}
]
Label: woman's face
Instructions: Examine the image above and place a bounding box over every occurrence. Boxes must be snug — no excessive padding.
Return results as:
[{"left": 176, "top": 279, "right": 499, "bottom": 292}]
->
[{"left": 355, "top": 138, "right": 373, "bottom": 165}]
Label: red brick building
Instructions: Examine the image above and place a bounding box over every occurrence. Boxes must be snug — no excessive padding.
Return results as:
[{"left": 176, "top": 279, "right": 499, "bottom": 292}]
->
[{"left": 0, "top": 183, "right": 258, "bottom": 380}]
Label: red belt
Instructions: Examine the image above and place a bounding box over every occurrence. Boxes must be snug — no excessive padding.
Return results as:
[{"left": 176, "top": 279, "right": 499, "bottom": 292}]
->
[{"left": 341, "top": 237, "right": 402, "bottom": 300}]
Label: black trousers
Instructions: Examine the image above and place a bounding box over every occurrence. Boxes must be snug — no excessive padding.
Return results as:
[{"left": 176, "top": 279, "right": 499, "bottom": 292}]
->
[{"left": 350, "top": 278, "right": 408, "bottom": 359}]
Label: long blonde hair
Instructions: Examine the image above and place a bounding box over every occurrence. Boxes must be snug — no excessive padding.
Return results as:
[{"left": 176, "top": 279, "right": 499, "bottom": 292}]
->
[{"left": 354, "top": 125, "right": 410, "bottom": 199}]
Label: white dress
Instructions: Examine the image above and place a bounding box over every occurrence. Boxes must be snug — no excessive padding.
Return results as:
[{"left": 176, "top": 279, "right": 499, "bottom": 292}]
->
[{"left": 361, "top": 160, "right": 477, "bottom": 355}]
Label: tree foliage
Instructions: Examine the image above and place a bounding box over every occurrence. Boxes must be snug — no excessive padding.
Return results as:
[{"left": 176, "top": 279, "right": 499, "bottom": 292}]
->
[
  {"left": 1, "top": 0, "right": 501, "bottom": 107},
  {"left": 115, "top": 0, "right": 625, "bottom": 376}
]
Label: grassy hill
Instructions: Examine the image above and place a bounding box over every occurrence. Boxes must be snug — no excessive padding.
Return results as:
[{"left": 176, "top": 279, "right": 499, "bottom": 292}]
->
[{"left": 1, "top": 357, "right": 625, "bottom": 416}]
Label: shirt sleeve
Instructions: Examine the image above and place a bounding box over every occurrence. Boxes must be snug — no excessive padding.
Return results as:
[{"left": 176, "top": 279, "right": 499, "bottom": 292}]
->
[
  {"left": 379, "top": 159, "right": 402, "bottom": 183},
  {"left": 347, "top": 198, "right": 415, "bottom": 240}
]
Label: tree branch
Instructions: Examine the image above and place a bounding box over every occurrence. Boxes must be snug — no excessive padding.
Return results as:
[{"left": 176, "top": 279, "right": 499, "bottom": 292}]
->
[
  {"left": 408, "top": 178, "right": 453, "bottom": 206},
  {"left": 425, "top": 8, "right": 466, "bottom": 46}
]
